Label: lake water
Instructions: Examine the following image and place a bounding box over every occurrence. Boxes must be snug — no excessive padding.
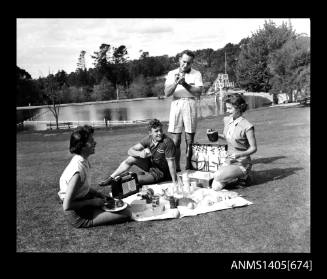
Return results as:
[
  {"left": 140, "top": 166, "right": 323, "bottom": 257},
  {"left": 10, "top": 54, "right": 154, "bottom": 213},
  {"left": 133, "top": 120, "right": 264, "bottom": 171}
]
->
[{"left": 17, "top": 94, "right": 272, "bottom": 131}]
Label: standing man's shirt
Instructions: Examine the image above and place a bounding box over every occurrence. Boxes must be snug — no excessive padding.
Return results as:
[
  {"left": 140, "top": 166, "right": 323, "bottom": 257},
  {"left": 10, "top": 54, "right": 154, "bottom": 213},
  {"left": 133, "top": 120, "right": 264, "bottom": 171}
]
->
[{"left": 165, "top": 68, "right": 203, "bottom": 99}]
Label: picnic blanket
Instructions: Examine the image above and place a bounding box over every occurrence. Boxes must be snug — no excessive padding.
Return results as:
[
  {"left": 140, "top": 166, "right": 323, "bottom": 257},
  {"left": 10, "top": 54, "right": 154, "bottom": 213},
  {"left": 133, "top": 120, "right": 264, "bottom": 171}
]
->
[{"left": 123, "top": 182, "right": 253, "bottom": 222}]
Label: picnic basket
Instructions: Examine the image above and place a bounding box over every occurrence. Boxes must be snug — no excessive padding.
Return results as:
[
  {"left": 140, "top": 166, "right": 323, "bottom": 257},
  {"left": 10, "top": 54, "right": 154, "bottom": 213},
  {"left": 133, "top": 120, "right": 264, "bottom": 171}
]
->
[{"left": 190, "top": 143, "right": 228, "bottom": 173}]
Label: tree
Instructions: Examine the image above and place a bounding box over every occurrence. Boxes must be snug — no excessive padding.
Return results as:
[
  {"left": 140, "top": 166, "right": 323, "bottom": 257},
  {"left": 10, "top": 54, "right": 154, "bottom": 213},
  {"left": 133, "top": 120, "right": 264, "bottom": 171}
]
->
[
  {"left": 16, "top": 66, "right": 43, "bottom": 106},
  {"left": 150, "top": 79, "right": 165, "bottom": 97},
  {"left": 236, "top": 20, "right": 296, "bottom": 92},
  {"left": 268, "top": 35, "right": 310, "bottom": 97},
  {"left": 92, "top": 44, "right": 111, "bottom": 68},
  {"left": 91, "top": 76, "right": 115, "bottom": 101},
  {"left": 139, "top": 50, "right": 149, "bottom": 60},
  {"left": 111, "top": 45, "right": 129, "bottom": 99},
  {"left": 128, "top": 75, "right": 151, "bottom": 98},
  {"left": 77, "top": 50, "right": 86, "bottom": 71},
  {"left": 54, "top": 70, "right": 68, "bottom": 87},
  {"left": 91, "top": 43, "right": 112, "bottom": 83},
  {"left": 194, "top": 48, "right": 215, "bottom": 68},
  {"left": 112, "top": 45, "right": 129, "bottom": 64},
  {"left": 43, "top": 74, "right": 63, "bottom": 129}
]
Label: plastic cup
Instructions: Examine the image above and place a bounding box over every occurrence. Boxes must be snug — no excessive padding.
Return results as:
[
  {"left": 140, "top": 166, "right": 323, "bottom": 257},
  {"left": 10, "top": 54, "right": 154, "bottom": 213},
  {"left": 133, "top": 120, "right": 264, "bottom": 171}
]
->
[
  {"left": 190, "top": 181, "right": 197, "bottom": 192},
  {"left": 168, "top": 196, "right": 177, "bottom": 209}
]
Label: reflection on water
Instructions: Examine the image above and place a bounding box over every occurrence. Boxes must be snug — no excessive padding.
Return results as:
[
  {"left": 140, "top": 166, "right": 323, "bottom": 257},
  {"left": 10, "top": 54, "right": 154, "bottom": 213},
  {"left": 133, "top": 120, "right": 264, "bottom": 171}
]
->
[{"left": 18, "top": 94, "right": 272, "bottom": 130}]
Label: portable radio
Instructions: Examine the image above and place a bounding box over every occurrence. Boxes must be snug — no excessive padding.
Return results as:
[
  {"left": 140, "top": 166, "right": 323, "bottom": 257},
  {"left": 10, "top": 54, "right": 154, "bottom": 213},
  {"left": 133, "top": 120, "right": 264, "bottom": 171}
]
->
[{"left": 111, "top": 172, "right": 141, "bottom": 198}]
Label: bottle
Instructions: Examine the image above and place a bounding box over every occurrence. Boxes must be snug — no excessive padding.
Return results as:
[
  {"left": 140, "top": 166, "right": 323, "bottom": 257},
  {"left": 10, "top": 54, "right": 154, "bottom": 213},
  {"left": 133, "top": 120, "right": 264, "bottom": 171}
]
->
[
  {"left": 182, "top": 171, "right": 190, "bottom": 195},
  {"left": 175, "top": 175, "right": 184, "bottom": 198},
  {"left": 170, "top": 182, "right": 178, "bottom": 196}
]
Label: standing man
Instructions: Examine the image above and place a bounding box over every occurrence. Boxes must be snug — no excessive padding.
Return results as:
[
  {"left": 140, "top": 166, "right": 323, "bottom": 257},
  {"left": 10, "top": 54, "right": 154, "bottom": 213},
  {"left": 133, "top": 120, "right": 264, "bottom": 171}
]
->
[
  {"left": 99, "top": 119, "right": 178, "bottom": 187},
  {"left": 164, "top": 50, "right": 203, "bottom": 171}
]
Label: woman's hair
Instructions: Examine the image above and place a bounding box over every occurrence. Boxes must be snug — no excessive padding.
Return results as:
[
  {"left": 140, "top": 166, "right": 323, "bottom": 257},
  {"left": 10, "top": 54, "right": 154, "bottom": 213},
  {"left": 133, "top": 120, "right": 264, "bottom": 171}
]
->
[
  {"left": 147, "top": 119, "right": 162, "bottom": 131},
  {"left": 69, "top": 125, "right": 94, "bottom": 154},
  {"left": 223, "top": 93, "right": 248, "bottom": 113}
]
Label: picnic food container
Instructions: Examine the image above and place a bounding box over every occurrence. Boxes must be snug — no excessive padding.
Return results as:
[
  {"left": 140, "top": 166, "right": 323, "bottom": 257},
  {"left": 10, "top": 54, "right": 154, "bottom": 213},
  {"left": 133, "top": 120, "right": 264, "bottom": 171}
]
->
[
  {"left": 207, "top": 129, "right": 219, "bottom": 142},
  {"left": 138, "top": 188, "right": 154, "bottom": 203},
  {"left": 152, "top": 195, "right": 160, "bottom": 208},
  {"left": 177, "top": 197, "right": 196, "bottom": 208},
  {"left": 179, "top": 170, "right": 214, "bottom": 188}
]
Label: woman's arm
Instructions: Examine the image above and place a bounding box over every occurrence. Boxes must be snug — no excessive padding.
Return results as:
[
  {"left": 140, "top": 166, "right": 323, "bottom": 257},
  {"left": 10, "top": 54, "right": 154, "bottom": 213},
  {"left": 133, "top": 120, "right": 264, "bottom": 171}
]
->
[
  {"left": 218, "top": 133, "right": 226, "bottom": 140},
  {"left": 88, "top": 187, "right": 107, "bottom": 199},
  {"left": 230, "top": 128, "right": 257, "bottom": 159},
  {"left": 63, "top": 173, "right": 104, "bottom": 211}
]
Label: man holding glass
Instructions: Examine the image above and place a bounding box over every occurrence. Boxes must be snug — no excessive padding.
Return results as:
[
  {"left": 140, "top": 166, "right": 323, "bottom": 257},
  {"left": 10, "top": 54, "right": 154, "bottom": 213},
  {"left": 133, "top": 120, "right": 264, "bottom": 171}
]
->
[{"left": 164, "top": 50, "right": 203, "bottom": 172}]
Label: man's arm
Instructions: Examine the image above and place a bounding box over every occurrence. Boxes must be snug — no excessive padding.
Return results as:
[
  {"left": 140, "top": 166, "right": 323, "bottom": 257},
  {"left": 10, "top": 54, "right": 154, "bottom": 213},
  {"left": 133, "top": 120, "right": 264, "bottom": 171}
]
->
[
  {"left": 164, "top": 82, "right": 178, "bottom": 97},
  {"left": 166, "top": 158, "right": 177, "bottom": 184},
  {"left": 128, "top": 143, "right": 150, "bottom": 158},
  {"left": 164, "top": 72, "right": 179, "bottom": 97},
  {"left": 180, "top": 80, "right": 203, "bottom": 97}
]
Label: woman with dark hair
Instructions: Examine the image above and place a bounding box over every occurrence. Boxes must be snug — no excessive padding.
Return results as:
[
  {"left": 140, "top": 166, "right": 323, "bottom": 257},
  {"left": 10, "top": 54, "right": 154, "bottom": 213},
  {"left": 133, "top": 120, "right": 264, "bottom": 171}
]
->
[
  {"left": 211, "top": 93, "right": 257, "bottom": 190},
  {"left": 58, "top": 125, "right": 131, "bottom": 228}
]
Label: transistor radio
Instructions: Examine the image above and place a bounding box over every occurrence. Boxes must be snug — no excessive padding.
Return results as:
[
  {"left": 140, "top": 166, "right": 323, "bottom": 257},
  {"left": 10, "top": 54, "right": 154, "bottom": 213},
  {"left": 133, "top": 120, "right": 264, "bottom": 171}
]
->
[{"left": 111, "top": 172, "right": 141, "bottom": 198}]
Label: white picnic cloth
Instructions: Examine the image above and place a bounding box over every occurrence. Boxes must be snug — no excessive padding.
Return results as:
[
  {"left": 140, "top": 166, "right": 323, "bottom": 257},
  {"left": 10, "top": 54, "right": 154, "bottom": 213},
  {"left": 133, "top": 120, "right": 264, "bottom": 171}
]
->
[{"left": 123, "top": 182, "right": 253, "bottom": 222}]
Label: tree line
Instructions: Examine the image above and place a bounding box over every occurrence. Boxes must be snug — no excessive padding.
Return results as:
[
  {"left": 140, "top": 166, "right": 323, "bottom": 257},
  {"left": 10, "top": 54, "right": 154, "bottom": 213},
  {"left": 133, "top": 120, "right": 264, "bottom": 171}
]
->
[{"left": 17, "top": 20, "right": 310, "bottom": 107}]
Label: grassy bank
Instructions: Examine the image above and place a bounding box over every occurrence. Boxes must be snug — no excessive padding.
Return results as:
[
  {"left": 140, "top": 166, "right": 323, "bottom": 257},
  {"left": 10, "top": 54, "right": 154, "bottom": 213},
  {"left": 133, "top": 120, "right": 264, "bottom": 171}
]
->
[{"left": 16, "top": 104, "right": 310, "bottom": 252}]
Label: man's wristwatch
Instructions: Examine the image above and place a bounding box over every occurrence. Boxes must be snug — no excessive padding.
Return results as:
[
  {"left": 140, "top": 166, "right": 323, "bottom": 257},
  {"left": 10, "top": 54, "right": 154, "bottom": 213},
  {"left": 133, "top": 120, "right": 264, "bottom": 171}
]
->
[{"left": 181, "top": 80, "right": 188, "bottom": 87}]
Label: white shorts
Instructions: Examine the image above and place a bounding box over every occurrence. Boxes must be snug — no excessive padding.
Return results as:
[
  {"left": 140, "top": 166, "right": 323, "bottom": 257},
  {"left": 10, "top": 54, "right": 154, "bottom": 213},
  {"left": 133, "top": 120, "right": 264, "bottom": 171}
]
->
[{"left": 168, "top": 98, "right": 197, "bottom": 134}]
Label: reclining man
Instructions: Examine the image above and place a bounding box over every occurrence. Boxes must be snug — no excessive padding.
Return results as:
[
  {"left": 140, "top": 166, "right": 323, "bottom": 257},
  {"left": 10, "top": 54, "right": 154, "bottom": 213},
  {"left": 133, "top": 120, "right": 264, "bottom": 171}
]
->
[{"left": 99, "top": 119, "right": 178, "bottom": 187}]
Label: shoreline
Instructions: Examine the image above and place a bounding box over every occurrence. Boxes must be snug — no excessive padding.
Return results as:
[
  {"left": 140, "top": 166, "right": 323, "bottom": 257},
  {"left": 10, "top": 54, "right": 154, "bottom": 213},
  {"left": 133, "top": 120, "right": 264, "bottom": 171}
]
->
[
  {"left": 17, "top": 102, "right": 302, "bottom": 134},
  {"left": 16, "top": 96, "right": 168, "bottom": 110},
  {"left": 16, "top": 92, "right": 274, "bottom": 110}
]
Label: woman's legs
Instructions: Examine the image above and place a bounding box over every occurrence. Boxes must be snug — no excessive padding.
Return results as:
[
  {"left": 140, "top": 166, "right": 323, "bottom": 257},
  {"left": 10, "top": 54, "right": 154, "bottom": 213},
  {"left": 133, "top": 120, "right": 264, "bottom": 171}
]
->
[
  {"left": 212, "top": 165, "right": 245, "bottom": 191},
  {"left": 91, "top": 206, "right": 132, "bottom": 227}
]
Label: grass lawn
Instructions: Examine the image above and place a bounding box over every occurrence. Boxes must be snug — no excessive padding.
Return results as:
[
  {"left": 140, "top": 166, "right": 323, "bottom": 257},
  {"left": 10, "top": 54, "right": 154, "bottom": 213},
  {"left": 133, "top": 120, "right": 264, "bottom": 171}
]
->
[{"left": 16, "top": 104, "right": 310, "bottom": 253}]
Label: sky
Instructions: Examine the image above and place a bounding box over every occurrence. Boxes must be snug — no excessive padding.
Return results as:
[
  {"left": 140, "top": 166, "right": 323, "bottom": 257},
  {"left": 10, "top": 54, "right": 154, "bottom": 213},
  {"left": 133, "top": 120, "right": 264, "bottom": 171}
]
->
[{"left": 17, "top": 18, "right": 310, "bottom": 79}]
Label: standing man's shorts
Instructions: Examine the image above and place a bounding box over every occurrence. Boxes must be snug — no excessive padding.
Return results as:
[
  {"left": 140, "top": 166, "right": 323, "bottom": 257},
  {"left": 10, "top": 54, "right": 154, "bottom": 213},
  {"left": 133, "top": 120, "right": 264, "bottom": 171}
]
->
[{"left": 168, "top": 98, "right": 197, "bottom": 134}]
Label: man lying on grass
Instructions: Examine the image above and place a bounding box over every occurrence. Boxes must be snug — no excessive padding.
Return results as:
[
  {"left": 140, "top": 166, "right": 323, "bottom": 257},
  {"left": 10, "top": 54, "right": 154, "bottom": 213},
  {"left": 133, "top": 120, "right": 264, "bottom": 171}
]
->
[
  {"left": 99, "top": 118, "right": 179, "bottom": 187},
  {"left": 58, "top": 125, "right": 131, "bottom": 228}
]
